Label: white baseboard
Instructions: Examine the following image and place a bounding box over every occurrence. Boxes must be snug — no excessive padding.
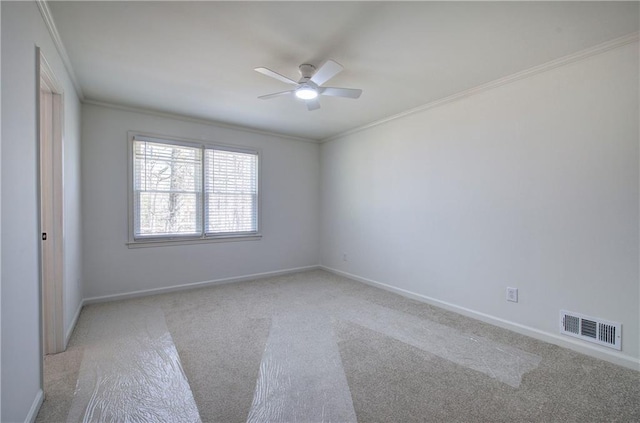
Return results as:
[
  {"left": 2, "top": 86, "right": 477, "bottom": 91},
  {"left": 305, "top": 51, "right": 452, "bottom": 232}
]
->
[
  {"left": 25, "top": 389, "right": 44, "bottom": 423},
  {"left": 320, "top": 265, "right": 640, "bottom": 372},
  {"left": 65, "top": 299, "right": 85, "bottom": 348},
  {"left": 84, "top": 265, "right": 321, "bottom": 304}
]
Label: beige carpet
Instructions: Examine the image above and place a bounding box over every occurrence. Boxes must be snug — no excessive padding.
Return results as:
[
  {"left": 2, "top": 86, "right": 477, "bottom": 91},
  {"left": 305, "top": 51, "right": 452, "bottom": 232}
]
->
[{"left": 37, "top": 269, "right": 640, "bottom": 422}]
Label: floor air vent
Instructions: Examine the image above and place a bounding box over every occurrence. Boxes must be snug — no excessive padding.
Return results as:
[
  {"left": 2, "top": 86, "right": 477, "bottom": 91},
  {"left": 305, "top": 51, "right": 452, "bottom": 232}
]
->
[{"left": 560, "top": 310, "right": 621, "bottom": 350}]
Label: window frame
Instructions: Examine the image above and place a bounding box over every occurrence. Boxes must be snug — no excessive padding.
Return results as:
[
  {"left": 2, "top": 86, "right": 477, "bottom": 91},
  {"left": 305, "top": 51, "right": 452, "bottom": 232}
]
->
[{"left": 127, "top": 131, "right": 261, "bottom": 248}]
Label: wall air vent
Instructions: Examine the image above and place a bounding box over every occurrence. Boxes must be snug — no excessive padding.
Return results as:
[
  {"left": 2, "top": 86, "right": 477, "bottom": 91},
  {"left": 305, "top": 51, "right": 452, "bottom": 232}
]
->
[{"left": 560, "top": 310, "right": 621, "bottom": 350}]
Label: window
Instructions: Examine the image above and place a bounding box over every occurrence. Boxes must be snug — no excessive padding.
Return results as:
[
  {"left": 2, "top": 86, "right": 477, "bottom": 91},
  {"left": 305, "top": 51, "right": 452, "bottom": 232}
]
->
[{"left": 130, "top": 133, "right": 259, "bottom": 245}]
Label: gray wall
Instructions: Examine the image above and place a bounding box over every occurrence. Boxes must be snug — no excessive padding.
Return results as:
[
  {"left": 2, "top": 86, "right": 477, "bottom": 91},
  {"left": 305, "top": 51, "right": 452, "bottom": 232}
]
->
[
  {"left": 81, "top": 104, "right": 320, "bottom": 299},
  {"left": 0, "top": 2, "right": 3, "bottom": 419},
  {"left": 320, "top": 42, "right": 639, "bottom": 367},
  {"left": 1, "top": 1, "right": 83, "bottom": 421}
]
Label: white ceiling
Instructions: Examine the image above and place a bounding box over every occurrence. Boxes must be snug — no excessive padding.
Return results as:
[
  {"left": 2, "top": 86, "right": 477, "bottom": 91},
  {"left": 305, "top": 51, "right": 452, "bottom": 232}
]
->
[{"left": 49, "top": 1, "right": 639, "bottom": 141}]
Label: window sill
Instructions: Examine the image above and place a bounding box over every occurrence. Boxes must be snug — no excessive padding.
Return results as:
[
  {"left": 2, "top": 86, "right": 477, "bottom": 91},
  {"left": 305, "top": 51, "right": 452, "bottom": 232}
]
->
[{"left": 127, "top": 234, "right": 262, "bottom": 249}]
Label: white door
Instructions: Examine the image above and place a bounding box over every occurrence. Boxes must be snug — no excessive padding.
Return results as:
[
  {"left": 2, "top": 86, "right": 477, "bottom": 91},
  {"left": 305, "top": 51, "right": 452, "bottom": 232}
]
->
[{"left": 39, "top": 50, "right": 65, "bottom": 355}]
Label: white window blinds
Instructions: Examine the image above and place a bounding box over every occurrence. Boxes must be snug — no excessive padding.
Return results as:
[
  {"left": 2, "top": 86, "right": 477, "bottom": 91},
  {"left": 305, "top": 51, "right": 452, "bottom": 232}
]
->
[
  {"left": 132, "top": 135, "right": 258, "bottom": 241},
  {"left": 205, "top": 150, "right": 258, "bottom": 234}
]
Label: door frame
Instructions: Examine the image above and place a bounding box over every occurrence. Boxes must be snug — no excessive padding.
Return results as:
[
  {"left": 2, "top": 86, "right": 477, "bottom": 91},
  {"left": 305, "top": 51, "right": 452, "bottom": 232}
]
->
[{"left": 37, "top": 48, "right": 65, "bottom": 356}]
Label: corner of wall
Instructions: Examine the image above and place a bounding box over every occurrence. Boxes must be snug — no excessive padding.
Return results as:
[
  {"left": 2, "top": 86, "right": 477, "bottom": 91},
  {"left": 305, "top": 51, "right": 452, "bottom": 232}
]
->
[{"left": 64, "top": 299, "right": 84, "bottom": 348}]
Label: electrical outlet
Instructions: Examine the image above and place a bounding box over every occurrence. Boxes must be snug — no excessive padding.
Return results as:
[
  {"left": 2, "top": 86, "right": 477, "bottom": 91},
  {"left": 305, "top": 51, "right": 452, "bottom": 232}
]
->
[
  {"left": 342, "top": 253, "right": 348, "bottom": 261},
  {"left": 506, "top": 287, "right": 518, "bottom": 303}
]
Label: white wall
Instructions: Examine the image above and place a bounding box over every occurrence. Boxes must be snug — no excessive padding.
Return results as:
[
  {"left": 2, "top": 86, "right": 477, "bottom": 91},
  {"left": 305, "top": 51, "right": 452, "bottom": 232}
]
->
[
  {"left": 1, "top": 2, "right": 83, "bottom": 421},
  {"left": 0, "top": 2, "right": 3, "bottom": 420},
  {"left": 81, "top": 104, "right": 320, "bottom": 299},
  {"left": 321, "top": 42, "right": 639, "bottom": 367},
  {"left": 63, "top": 79, "right": 83, "bottom": 340}
]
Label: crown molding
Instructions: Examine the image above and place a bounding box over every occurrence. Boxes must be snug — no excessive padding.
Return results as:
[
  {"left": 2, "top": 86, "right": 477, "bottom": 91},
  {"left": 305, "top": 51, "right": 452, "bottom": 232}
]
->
[
  {"left": 322, "top": 31, "right": 639, "bottom": 143},
  {"left": 82, "top": 99, "right": 319, "bottom": 144},
  {"left": 36, "top": 0, "right": 85, "bottom": 100}
]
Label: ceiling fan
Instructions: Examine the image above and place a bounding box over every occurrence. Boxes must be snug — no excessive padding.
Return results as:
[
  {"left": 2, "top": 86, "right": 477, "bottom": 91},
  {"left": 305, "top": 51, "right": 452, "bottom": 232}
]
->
[{"left": 254, "top": 59, "right": 362, "bottom": 111}]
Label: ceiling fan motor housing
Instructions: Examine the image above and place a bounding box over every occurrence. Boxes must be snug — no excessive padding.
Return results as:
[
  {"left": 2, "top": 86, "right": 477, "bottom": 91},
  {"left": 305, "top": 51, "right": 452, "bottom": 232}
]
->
[{"left": 298, "top": 64, "right": 316, "bottom": 82}]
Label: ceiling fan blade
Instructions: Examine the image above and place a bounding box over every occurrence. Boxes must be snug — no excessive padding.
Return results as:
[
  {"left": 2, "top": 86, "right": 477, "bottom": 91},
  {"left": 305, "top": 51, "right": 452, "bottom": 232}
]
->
[
  {"left": 320, "top": 87, "right": 362, "bottom": 99},
  {"left": 258, "top": 90, "right": 294, "bottom": 100},
  {"left": 306, "top": 98, "right": 321, "bottom": 111},
  {"left": 310, "top": 59, "right": 343, "bottom": 86},
  {"left": 254, "top": 67, "right": 299, "bottom": 86}
]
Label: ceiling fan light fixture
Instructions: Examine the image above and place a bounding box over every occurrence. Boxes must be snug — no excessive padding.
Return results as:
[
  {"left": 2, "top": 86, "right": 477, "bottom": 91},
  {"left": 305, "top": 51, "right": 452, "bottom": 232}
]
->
[
  {"left": 295, "top": 86, "right": 318, "bottom": 100},
  {"left": 256, "top": 60, "right": 361, "bottom": 110}
]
